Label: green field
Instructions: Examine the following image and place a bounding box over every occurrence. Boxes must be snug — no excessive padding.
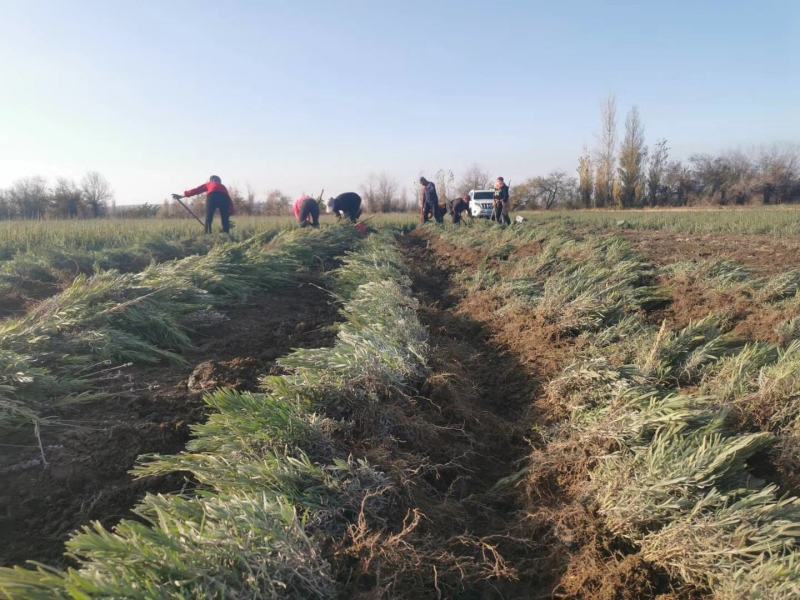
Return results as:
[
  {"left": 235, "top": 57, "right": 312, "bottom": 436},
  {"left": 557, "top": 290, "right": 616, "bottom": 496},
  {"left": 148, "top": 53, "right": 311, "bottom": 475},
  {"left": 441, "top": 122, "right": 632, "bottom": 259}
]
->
[
  {"left": 521, "top": 205, "right": 800, "bottom": 236},
  {"left": 0, "top": 214, "right": 418, "bottom": 258},
  {"left": 2, "top": 211, "right": 800, "bottom": 598}
]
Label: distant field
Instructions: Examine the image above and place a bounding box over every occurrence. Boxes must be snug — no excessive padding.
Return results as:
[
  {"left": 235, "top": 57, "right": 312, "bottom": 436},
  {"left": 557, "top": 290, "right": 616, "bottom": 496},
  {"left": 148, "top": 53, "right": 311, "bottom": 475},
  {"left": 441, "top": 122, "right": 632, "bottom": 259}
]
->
[
  {"left": 0, "top": 214, "right": 419, "bottom": 318},
  {"left": 0, "top": 213, "right": 418, "bottom": 257},
  {"left": 520, "top": 205, "right": 800, "bottom": 236},
  {"left": 0, "top": 217, "right": 292, "bottom": 258},
  {"left": 3, "top": 206, "right": 796, "bottom": 259}
]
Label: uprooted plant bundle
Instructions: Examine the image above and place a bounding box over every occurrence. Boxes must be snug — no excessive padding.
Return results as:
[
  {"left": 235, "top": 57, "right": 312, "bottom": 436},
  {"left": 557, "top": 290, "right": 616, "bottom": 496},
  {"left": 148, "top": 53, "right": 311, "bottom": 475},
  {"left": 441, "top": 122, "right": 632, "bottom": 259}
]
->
[{"left": 0, "top": 230, "right": 432, "bottom": 598}]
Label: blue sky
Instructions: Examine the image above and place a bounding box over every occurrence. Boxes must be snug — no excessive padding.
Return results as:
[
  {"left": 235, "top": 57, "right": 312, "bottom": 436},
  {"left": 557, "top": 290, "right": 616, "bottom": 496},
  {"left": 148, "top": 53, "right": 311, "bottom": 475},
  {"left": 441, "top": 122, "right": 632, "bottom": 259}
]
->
[{"left": 0, "top": 0, "right": 798, "bottom": 204}]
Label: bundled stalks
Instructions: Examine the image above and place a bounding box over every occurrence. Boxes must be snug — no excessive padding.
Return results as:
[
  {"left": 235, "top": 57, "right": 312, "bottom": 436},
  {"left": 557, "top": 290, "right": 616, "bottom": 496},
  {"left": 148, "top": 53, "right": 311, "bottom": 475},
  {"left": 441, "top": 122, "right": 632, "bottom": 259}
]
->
[
  {"left": 662, "top": 259, "right": 753, "bottom": 291},
  {"left": 0, "top": 229, "right": 429, "bottom": 598},
  {"left": 0, "top": 226, "right": 359, "bottom": 430}
]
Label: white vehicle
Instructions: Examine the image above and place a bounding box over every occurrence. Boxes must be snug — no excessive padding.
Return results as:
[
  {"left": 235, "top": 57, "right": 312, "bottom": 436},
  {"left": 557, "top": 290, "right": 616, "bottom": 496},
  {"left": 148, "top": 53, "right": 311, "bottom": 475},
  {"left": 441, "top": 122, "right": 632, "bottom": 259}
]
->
[{"left": 469, "top": 189, "right": 495, "bottom": 218}]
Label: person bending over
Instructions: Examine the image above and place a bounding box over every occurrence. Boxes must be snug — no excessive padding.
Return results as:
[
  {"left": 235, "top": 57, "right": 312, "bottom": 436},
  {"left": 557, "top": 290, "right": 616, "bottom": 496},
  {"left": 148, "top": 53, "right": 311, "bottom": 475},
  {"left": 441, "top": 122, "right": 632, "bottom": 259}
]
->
[
  {"left": 451, "top": 194, "right": 470, "bottom": 224},
  {"left": 294, "top": 195, "right": 320, "bottom": 228},
  {"left": 175, "top": 175, "right": 234, "bottom": 234},
  {"left": 326, "top": 192, "right": 362, "bottom": 222}
]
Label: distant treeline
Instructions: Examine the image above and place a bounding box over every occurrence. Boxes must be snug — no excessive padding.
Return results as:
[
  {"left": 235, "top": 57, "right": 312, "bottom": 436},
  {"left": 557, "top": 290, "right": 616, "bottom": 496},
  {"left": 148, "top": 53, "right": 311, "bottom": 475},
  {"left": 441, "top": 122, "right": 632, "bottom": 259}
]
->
[
  {"left": 4, "top": 104, "right": 800, "bottom": 220},
  {"left": 0, "top": 174, "right": 418, "bottom": 220},
  {"left": 514, "top": 96, "right": 800, "bottom": 210},
  {"left": 0, "top": 172, "right": 115, "bottom": 219}
]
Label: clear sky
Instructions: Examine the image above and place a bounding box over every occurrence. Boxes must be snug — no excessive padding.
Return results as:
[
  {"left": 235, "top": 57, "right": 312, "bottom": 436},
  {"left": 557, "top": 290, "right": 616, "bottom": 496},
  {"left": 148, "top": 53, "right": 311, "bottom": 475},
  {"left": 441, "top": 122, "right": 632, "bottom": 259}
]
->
[{"left": 1, "top": 0, "right": 798, "bottom": 205}]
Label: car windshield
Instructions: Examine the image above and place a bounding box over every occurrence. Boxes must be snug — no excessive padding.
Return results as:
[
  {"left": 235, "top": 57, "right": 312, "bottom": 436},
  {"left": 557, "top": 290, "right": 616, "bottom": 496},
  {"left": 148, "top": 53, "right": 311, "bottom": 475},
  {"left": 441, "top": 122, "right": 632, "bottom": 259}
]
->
[{"left": 473, "top": 191, "right": 494, "bottom": 200}]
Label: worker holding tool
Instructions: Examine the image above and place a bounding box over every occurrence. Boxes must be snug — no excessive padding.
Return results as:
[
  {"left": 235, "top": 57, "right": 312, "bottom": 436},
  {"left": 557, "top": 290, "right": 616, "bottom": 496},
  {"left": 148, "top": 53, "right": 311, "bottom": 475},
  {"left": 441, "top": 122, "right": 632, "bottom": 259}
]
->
[
  {"left": 293, "top": 194, "right": 320, "bottom": 228},
  {"left": 326, "top": 192, "right": 362, "bottom": 222},
  {"left": 173, "top": 175, "right": 234, "bottom": 234},
  {"left": 451, "top": 194, "right": 471, "bottom": 225},
  {"left": 419, "top": 177, "right": 442, "bottom": 224},
  {"left": 492, "top": 177, "right": 511, "bottom": 225}
]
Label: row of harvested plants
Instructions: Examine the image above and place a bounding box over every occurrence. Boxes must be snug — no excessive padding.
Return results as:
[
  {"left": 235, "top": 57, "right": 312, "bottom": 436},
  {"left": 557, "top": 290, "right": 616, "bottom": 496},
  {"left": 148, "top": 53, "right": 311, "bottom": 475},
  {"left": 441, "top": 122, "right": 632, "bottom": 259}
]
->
[
  {"left": 436, "top": 220, "right": 800, "bottom": 597},
  {"left": 0, "top": 231, "right": 430, "bottom": 597},
  {"left": 0, "top": 226, "right": 358, "bottom": 461},
  {"left": 0, "top": 222, "right": 291, "bottom": 319}
]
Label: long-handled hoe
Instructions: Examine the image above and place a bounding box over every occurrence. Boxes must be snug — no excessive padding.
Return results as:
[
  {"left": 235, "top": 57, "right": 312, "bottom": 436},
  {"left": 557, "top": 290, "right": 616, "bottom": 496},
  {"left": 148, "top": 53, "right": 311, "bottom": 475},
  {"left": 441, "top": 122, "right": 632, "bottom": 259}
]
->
[{"left": 170, "top": 194, "right": 206, "bottom": 229}]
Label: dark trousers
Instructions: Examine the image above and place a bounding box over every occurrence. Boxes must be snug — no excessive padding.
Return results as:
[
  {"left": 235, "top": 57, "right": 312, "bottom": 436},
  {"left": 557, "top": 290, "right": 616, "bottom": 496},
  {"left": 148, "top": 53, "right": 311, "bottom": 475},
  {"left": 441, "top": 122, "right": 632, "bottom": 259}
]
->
[
  {"left": 452, "top": 208, "right": 469, "bottom": 224},
  {"left": 206, "top": 194, "right": 230, "bottom": 233},
  {"left": 492, "top": 202, "right": 511, "bottom": 225},
  {"left": 423, "top": 202, "right": 443, "bottom": 224},
  {"left": 300, "top": 199, "right": 320, "bottom": 228},
  {"left": 344, "top": 207, "right": 362, "bottom": 222}
]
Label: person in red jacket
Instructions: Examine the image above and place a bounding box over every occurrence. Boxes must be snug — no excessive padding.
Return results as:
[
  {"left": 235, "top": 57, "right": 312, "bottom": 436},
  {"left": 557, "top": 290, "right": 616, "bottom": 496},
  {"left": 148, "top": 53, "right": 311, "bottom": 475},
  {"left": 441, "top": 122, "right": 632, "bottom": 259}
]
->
[
  {"left": 173, "top": 175, "right": 234, "bottom": 233},
  {"left": 293, "top": 195, "right": 320, "bottom": 228}
]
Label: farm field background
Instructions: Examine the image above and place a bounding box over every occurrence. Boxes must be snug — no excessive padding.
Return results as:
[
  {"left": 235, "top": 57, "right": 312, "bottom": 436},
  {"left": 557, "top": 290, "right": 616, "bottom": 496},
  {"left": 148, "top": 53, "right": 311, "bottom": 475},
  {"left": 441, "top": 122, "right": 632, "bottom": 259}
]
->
[
  {"left": 3, "top": 208, "right": 800, "bottom": 597},
  {"left": 522, "top": 204, "right": 800, "bottom": 236}
]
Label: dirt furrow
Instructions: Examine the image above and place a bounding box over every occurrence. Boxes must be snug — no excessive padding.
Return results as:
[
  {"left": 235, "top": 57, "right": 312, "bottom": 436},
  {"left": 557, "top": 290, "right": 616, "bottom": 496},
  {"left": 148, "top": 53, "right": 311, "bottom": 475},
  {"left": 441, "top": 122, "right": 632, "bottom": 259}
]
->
[
  {"left": 339, "top": 231, "right": 543, "bottom": 598},
  {"left": 407, "top": 231, "right": 548, "bottom": 596}
]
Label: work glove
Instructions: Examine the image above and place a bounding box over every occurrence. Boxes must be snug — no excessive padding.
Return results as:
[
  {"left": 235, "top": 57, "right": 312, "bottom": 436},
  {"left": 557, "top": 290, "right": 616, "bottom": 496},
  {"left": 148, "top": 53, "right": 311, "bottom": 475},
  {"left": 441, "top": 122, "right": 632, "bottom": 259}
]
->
[{"left": 171, "top": 193, "right": 183, "bottom": 200}]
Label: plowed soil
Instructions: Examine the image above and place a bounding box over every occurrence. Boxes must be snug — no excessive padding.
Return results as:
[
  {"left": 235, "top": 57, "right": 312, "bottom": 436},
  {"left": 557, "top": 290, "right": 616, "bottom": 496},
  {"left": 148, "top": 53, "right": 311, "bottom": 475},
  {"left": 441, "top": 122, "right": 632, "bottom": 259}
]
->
[
  {"left": 400, "top": 228, "right": 688, "bottom": 599},
  {"left": 0, "top": 281, "right": 341, "bottom": 567},
  {"left": 616, "top": 230, "right": 800, "bottom": 342},
  {"left": 620, "top": 229, "right": 800, "bottom": 275},
  {"left": 338, "top": 229, "right": 654, "bottom": 598}
]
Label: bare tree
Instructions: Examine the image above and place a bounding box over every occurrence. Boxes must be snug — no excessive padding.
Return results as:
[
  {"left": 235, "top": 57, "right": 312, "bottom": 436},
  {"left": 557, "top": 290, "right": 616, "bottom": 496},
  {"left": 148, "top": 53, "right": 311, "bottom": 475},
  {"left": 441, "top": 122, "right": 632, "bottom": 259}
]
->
[
  {"left": 80, "top": 171, "right": 113, "bottom": 217},
  {"left": 158, "top": 198, "right": 173, "bottom": 219},
  {"left": 647, "top": 139, "right": 669, "bottom": 206},
  {"left": 664, "top": 160, "right": 693, "bottom": 206},
  {"left": 361, "top": 172, "right": 401, "bottom": 212},
  {"left": 0, "top": 189, "right": 10, "bottom": 219},
  {"left": 264, "top": 189, "right": 291, "bottom": 215},
  {"left": 51, "top": 178, "right": 83, "bottom": 218},
  {"left": 756, "top": 144, "right": 800, "bottom": 204},
  {"left": 618, "top": 106, "right": 647, "bottom": 207},
  {"left": 245, "top": 185, "right": 256, "bottom": 215},
  {"left": 457, "top": 164, "right": 492, "bottom": 195},
  {"left": 227, "top": 184, "right": 247, "bottom": 215},
  {"left": 394, "top": 187, "right": 414, "bottom": 211},
  {"left": 435, "top": 168, "right": 455, "bottom": 213},
  {"left": 577, "top": 150, "right": 593, "bottom": 208},
  {"left": 517, "top": 171, "right": 577, "bottom": 209},
  {"left": 117, "top": 202, "right": 158, "bottom": 218},
  {"left": 593, "top": 94, "right": 617, "bottom": 207},
  {"left": 511, "top": 179, "right": 536, "bottom": 209},
  {"left": 690, "top": 151, "right": 755, "bottom": 205},
  {"left": 8, "top": 176, "right": 49, "bottom": 219}
]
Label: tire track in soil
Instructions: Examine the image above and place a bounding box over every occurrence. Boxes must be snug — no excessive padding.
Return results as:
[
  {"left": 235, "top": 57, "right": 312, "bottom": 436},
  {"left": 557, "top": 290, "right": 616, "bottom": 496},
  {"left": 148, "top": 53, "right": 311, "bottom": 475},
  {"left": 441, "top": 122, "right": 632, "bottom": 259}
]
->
[
  {"left": 363, "top": 231, "right": 541, "bottom": 598},
  {"left": 0, "top": 278, "right": 343, "bottom": 568}
]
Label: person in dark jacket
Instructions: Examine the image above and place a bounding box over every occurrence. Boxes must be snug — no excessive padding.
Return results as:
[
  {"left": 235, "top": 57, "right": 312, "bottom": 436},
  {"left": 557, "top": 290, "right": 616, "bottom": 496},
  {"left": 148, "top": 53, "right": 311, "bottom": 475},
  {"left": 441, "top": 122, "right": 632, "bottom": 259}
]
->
[
  {"left": 451, "top": 194, "right": 471, "bottom": 224},
  {"left": 419, "top": 177, "right": 442, "bottom": 224},
  {"left": 293, "top": 195, "right": 320, "bottom": 228},
  {"left": 326, "top": 192, "right": 362, "bottom": 222},
  {"left": 492, "top": 177, "right": 511, "bottom": 225},
  {"left": 176, "top": 175, "right": 234, "bottom": 233}
]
